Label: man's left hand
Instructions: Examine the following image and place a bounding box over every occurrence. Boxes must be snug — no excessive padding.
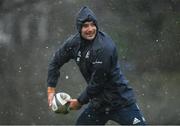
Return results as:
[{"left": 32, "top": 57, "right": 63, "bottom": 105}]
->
[{"left": 68, "top": 99, "right": 82, "bottom": 110}]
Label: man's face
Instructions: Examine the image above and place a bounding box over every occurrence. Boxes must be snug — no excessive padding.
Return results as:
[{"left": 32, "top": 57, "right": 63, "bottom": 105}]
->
[{"left": 81, "top": 21, "right": 97, "bottom": 41}]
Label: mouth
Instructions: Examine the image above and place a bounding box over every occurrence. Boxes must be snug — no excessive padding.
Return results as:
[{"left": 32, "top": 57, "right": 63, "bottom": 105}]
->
[
  {"left": 86, "top": 32, "right": 96, "bottom": 37},
  {"left": 86, "top": 34, "right": 94, "bottom": 37}
]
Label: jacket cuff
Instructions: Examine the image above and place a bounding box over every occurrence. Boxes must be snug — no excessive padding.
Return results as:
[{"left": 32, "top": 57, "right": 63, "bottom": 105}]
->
[
  {"left": 47, "top": 82, "right": 57, "bottom": 88},
  {"left": 77, "top": 90, "right": 89, "bottom": 105}
]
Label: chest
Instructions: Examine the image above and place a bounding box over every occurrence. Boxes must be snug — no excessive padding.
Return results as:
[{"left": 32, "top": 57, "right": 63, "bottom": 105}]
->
[
  {"left": 71, "top": 40, "right": 104, "bottom": 75},
  {"left": 75, "top": 44, "right": 93, "bottom": 68}
]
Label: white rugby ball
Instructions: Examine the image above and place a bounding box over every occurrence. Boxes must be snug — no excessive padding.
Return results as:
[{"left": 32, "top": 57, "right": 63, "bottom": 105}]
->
[{"left": 51, "top": 92, "right": 71, "bottom": 114}]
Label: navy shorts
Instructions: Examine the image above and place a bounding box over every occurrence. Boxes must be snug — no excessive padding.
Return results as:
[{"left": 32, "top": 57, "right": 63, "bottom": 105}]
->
[{"left": 76, "top": 103, "right": 146, "bottom": 125}]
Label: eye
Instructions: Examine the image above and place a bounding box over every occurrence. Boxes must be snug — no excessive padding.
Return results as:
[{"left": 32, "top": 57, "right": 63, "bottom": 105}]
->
[
  {"left": 82, "top": 23, "right": 89, "bottom": 28},
  {"left": 90, "top": 23, "right": 96, "bottom": 27}
]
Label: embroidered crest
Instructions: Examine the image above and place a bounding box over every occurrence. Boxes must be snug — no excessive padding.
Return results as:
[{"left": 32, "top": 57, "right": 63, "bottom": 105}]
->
[
  {"left": 85, "top": 51, "right": 90, "bottom": 59},
  {"left": 76, "top": 51, "right": 81, "bottom": 62},
  {"left": 133, "top": 117, "right": 141, "bottom": 124}
]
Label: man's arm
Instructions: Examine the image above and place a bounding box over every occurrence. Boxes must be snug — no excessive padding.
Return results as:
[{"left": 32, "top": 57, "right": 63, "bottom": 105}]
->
[
  {"left": 77, "top": 46, "right": 128, "bottom": 105},
  {"left": 77, "top": 70, "right": 105, "bottom": 105},
  {"left": 77, "top": 49, "right": 107, "bottom": 105},
  {"left": 47, "top": 38, "right": 73, "bottom": 107},
  {"left": 68, "top": 68, "right": 104, "bottom": 110},
  {"left": 110, "top": 46, "right": 129, "bottom": 85}
]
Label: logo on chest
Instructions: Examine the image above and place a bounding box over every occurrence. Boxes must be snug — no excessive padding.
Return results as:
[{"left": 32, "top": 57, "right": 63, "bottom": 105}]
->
[
  {"left": 76, "top": 50, "right": 90, "bottom": 62},
  {"left": 85, "top": 51, "right": 90, "bottom": 59},
  {"left": 76, "top": 51, "right": 81, "bottom": 62}
]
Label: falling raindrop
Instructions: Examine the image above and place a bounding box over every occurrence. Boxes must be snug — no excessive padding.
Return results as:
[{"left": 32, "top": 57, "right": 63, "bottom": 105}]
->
[{"left": 65, "top": 75, "right": 69, "bottom": 79}]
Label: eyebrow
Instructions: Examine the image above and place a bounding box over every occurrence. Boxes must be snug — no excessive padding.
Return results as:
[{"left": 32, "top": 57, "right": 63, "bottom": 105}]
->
[{"left": 83, "top": 21, "right": 94, "bottom": 24}]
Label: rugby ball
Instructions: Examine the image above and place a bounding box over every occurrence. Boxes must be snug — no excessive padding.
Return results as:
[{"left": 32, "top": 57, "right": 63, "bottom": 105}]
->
[{"left": 51, "top": 92, "right": 71, "bottom": 114}]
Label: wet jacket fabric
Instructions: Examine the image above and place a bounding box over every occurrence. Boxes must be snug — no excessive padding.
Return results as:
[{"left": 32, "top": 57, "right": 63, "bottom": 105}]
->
[{"left": 47, "top": 6, "right": 136, "bottom": 110}]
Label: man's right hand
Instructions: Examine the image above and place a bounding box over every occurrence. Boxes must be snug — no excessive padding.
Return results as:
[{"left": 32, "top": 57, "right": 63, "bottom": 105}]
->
[{"left": 47, "top": 87, "right": 55, "bottom": 108}]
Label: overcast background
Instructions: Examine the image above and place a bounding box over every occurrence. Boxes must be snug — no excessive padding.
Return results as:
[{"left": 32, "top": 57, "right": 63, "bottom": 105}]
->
[{"left": 0, "top": 0, "right": 180, "bottom": 125}]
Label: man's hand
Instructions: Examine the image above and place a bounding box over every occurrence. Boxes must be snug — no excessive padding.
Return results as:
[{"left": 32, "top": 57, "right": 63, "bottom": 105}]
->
[
  {"left": 47, "top": 87, "right": 55, "bottom": 108},
  {"left": 68, "top": 99, "right": 82, "bottom": 110}
]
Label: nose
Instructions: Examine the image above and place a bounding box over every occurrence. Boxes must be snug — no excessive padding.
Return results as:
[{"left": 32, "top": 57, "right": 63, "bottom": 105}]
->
[{"left": 87, "top": 25, "right": 94, "bottom": 32}]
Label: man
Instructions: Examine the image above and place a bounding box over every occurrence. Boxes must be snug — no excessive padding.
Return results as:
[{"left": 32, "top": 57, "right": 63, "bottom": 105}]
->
[{"left": 47, "top": 6, "right": 146, "bottom": 125}]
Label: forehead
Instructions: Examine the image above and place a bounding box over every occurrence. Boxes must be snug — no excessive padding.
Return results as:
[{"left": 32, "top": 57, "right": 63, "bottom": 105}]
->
[{"left": 83, "top": 21, "right": 94, "bottom": 25}]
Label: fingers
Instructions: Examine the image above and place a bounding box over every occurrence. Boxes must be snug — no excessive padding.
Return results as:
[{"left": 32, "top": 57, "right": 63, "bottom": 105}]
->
[
  {"left": 47, "top": 92, "right": 55, "bottom": 109},
  {"left": 67, "top": 99, "right": 82, "bottom": 110},
  {"left": 47, "top": 87, "right": 55, "bottom": 108},
  {"left": 67, "top": 99, "right": 76, "bottom": 102},
  {"left": 65, "top": 99, "right": 74, "bottom": 104},
  {"left": 48, "top": 99, "right": 52, "bottom": 107}
]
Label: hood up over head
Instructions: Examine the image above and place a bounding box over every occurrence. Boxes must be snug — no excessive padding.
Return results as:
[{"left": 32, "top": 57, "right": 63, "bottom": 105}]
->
[{"left": 76, "top": 6, "right": 98, "bottom": 33}]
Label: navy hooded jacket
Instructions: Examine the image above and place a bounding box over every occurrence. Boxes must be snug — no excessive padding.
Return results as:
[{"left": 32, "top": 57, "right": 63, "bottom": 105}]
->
[{"left": 47, "top": 6, "right": 136, "bottom": 109}]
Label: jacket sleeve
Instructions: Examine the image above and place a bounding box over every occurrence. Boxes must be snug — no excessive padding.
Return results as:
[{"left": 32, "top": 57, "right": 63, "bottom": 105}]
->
[
  {"left": 110, "top": 47, "right": 129, "bottom": 85},
  {"left": 78, "top": 49, "right": 106, "bottom": 105},
  {"left": 47, "top": 38, "right": 73, "bottom": 87}
]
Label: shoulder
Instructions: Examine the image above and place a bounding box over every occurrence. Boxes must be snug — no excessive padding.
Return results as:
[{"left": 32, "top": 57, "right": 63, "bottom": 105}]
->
[
  {"left": 59, "top": 33, "right": 80, "bottom": 50},
  {"left": 64, "top": 33, "right": 80, "bottom": 46},
  {"left": 98, "top": 31, "right": 116, "bottom": 53}
]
